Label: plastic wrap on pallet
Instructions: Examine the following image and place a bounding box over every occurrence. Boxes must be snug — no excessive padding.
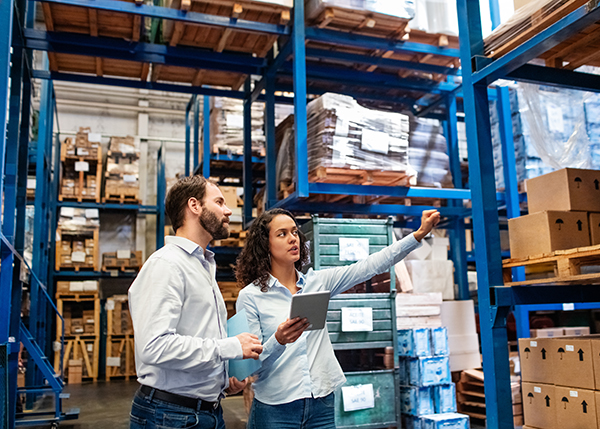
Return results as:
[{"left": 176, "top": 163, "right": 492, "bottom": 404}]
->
[
  {"left": 58, "top": 207, "right": 99, "bottom": 232},
  {"left": 209, "top": 97, "right": 265, "bottom": 156},
  {"left": 409, "top": 0, "right": 458, "bottom": 35},
  {"left": 276, "top": 125, "right": 295, "bottom": 187},
  {"left": 400, "top": 385, "right": 435, "bottom": 416},
  {"left": 408, "top": 116, "right": 452, "bottom": 187},
  {"left": 306, "top": 0, "right": 415, "bottom": 19},
  {"left": 306, "top": 93, "right": 413, "bottom": 173}
]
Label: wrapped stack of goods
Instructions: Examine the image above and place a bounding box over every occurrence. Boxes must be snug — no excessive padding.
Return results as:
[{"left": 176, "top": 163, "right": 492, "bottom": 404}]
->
[
  {"left": 55, "top": 207, "right": 99, "bottom": 271},
  {"left": 519, "top": 333, "right": 600, "bottom": 429},
  {"left": 440, "top": 300, "right": 481, "bottom": 373},
  {"left": 408, "top": 117, "right": 452, "bottom": 188},
  {"left": 106, "top": 295, "right": 136, "bottom": 380},
  {"left": 104, "top": 135, "right": 140, "bottom": 204},
  {"left": 409, "top": 0, "right": 458, "bottom": 36},
  {"left": 59, "top": 127, "right": 102, "bottom": 202},
  {"left": 505, "top": 168, "right": 600, "bottom": 286},
  {"left": 396, "top": 292, "right": 443, "bottom": 330},
  {"left": 101, "top": 250, "right": 143, "bottom": 272},
  {"left": 398, "top": 326, "right": 470, "bottom": 429},
  {"left": 209, "top": 97, "right": 265, "bottom": 156}
]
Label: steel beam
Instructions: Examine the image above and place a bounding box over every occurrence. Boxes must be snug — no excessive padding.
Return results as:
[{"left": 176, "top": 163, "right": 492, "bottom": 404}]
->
[
  {"left": 202, "top": 95, "right": 211, "bottom": 179},
  {"left": 193, "top": 96, "right": 200, "bottom": 171},
  {"left": 242, "top": 79, "right": 253, "bottom": 227},
  {"left": 309, "top": 182, "right": 471, "bottom": 200},
  {"left": 264, "top": 69, "right": 277, "bottom": 209},
  {"left": 507, "top": 64, "right": 600, "bottom": 93}
]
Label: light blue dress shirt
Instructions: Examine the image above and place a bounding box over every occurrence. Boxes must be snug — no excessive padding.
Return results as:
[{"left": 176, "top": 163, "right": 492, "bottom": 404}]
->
[
  {"left": 236, "top": 233, "right": 421, "bottom": 405},
  {"left": 129, "top": 236, "right": 243, "bottom": 401}
]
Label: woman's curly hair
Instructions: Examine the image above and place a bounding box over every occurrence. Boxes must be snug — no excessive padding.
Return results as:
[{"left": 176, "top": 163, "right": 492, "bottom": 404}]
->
[{"left": 235, "top": 208, "right": 309, "bottom": 292}]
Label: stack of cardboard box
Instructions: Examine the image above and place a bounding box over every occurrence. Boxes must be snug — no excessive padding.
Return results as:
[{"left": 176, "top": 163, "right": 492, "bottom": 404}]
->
[
  {"left": 56, "top": 208, "right": 99, "bottom": 270},
  {"left": 107, "top": 295, "right": 133, "bottom": 336},
  {"left": 104, "top": 136, "right": 140, "bottom": 202},
  {"left": 396, "top": 292, "right": 443, "bottom": 329},
  {"left": 102, "top": 250, "right": 143, "bottom": 270},
  {"left": 509, "top": 168, "right": 600, "bottom": 259},
  {"left": 520, "top": 334, "right": 600, "bottom": 428},
  {"left": 60, "top": 127, "right": 102, "bottom": 200},
  {"left": 398, "top": 326, "right": 470, "bottom": 429}
]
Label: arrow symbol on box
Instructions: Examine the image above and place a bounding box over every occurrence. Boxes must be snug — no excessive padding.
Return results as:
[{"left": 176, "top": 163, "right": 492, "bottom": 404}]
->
[
  {"left": 541, "top": 348, "right": 546, "bottom": 359},
  {"left": 562, "top": 397, "right": 569, "bottom": 409},
  {"left": 582, "top": 400, "right": 588, "bottom": 413},
  {"left": 558, "top": 347, "right": 565, "bottom": 360},
  {"left": 524, "top": 347, "right": 531, "bottom": 358},
  {"left": 545, "top": 395, "right": 551, "bottom": 407},
  {"left": 577, "top": 220, "right": 583, "bottom": 231},
  {"left": 594, "top": 179, "right": 599, "bottom": 190},
  {"left": 579, "top": 349, "right": 584, "bottom": 361},
  {"left": 528, "top": 392, "right": 534, "bottom": 404}
]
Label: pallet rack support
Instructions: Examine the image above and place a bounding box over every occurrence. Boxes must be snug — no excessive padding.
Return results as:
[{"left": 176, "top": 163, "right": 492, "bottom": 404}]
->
[
  {"left": 243, "top": 79, "right": 253, "bottom": 227},
  {"left": 202, "top": 95, "right": 211, "bottom": 179}
]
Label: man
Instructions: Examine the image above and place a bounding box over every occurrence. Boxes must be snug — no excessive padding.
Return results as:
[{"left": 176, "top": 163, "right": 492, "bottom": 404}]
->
[{"left": 129, "top": 175, "right": 262, "bottom": 429}]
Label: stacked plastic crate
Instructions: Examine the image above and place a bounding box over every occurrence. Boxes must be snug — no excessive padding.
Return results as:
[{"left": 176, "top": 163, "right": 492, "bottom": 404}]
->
[{"left": 398, "top": 326, "right": 470, "bottom": 429}]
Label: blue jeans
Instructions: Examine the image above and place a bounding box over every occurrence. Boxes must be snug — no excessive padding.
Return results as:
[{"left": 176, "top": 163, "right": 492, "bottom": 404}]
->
[
  {"left": 247, "top": 393, "right": 336, "bottom": 429},
  {"left": 130, "top": 388, "right": 225, "bottom": 429}
]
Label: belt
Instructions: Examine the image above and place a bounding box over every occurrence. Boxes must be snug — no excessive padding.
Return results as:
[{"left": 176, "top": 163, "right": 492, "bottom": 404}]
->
[{"left": 139, "top": 385, "right": 219, "bottom": 412}]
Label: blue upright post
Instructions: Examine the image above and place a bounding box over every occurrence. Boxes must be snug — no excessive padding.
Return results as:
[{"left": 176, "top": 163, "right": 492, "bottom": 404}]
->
[
  {"left": 265, "top": 64, "right": 277, "bottom": 209},
  {"left": 157, "top": 143, "right": 166, "bottom": 249},
  {"left": 243, "top": 79, "right": 253, "bottom": 227},
  {"left": 193, "top": 95, "right": 200, "bottom": 172},
  {"left": 202, "top": 95, "right": 211, "bottom": 179},
  {"left": 185, "top": 96, "right": 192, "bottom": 176},
  {"left": 292, "top": 0, "right": 309, "bottom": 198},
  {"left": 445, "top": 94, "right": 469, "bottom": 300},
  {"left": 457, "top": 0, "right": 513, "bottom": 428},
  {"left": 489, "top": 0, "right": 501, "bottom": 31}
]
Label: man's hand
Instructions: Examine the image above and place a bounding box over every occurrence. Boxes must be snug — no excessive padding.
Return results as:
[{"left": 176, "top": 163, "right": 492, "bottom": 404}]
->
[
  {"left": 225, "top": 376, "right": 248, "bottom": 395},
  {"left": 275, "top": 317, "right": 310, "bottom": 345},
  {"left": 236, "top": 332, "right": 263, "bottom": 360},
  {"left": 413, "top": 209, "right": 441, "bottom": 242}
]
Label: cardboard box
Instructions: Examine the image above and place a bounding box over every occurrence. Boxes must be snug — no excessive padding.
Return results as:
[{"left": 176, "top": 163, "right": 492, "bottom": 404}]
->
[
  {"left": 68, "top": 359, "right": 82, "bottom": 384},
  {"left": 555, "top": 387, "right": 597, "bottom": 429},
  {"left": 563, "top": 327, "right": 591, "bottom": 337},
  {"left": 508, "top": 211, "right": 590, "bottom": 259},
  {"left": 590, "top": 213, "right": 600, "bottom": 246},
  {"left": 591, "top": 340, "right": 600, "bottom": 391},
  {"left": 552, "top": 337, "right": 596, "bottom": 389},
  {"left": 56, "top": 281, "right": 70, "bottom": 294},
  {"left": 519, "top": 337, "right": 554, "bottom": 384},
  {"left": 220, "top": 186, "right": 239, "bottom": 209},
  {"left": 526, "top": 168, "right": 600, "bottom": 213},
  {"left": 522, "top": 382, "right": 556, "bottom": 429},
  {"left": 530, "top": 328, "right": 565, "bottom": 338}
]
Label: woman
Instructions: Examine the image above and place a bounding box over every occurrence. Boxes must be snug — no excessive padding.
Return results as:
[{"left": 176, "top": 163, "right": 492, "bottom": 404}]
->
[{"left": 235, "top": 208, "right": 440, "bottom": 429}]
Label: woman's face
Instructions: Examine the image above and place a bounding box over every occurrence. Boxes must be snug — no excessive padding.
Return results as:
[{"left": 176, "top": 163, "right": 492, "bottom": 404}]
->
[{"left": 268, "top": 214, "right": 300, "bottom": 266}]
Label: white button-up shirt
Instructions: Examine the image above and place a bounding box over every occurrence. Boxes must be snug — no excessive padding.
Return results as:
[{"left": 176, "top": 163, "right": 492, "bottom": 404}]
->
[
  {"left": 129, "top": 236, "right": 242, "bottom": 401},
  {"left": 236, "top": 233, "right": 421, "bottom": 405}
]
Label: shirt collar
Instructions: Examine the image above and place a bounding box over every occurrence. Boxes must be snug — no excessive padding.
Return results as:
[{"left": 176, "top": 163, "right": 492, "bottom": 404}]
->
[
  {"left": 165, "top": 236, "right": 214, "bottom": 259},
  {"left": 266, "top": 270, "right": 306, "bottom": 290}
]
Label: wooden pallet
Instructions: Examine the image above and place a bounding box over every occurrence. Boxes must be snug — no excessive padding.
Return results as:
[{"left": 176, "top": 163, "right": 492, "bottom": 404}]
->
[
  {"left": 163, "top": 0, "right": 291, "bottom": 57},
  {"left": 56, "top": 228, "right": 100, "bottom": 272},
  {"left": 539, "top": 20, "right": 600, "bottom": 69},
  {"left": 306, "top": 3, "right": 410, "bottom": 39},
  {"left": 503, "top": 244, "right": 600, "bottom": 286},
  {"left": 59, "top": 144, "right": 103, "bottom": 203},
  {"left": 102, "top": 265, "right": 140, "bottom": 272},
  {"left": 106, "top": 335, "right": 136, "bottom": 381},
  {"left": 309, "top": 167, "right": 414, "bottom": 186},
  {"left": 49, "top": 52, "right": 149, "bottom": 80},
  {"left": 102, "top": 194, "right": 141, "bottom": 204}
]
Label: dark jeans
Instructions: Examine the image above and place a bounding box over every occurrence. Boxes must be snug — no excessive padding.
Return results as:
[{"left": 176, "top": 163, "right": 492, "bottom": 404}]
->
[
  {"left": 247, "top": 393, "right": 336, "bottom": 429},
  {"left": 130, "top": 388, "right": 225, "bottom": 429}
]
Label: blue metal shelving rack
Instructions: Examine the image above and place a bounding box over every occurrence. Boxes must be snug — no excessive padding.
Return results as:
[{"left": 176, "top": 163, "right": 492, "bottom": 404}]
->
[{"left": 457, "top": 1, "right": 600, "bottom": 427}]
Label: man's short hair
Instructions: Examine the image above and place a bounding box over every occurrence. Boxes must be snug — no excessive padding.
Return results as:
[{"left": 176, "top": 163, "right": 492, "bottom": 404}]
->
[{"left": 165, "top": 175, "right": 216, "bottom": 232}]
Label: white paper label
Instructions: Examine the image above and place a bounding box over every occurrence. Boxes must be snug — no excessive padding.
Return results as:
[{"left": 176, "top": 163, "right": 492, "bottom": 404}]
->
[
  {"left": 69, "top": 281, "right": 84, "bottom": 292},
  {"left": 361, "top": 129, "right": 389, "bottom": 154},
  {"left": 339, "top": 238, "right": 369, "bottom": 262},
  {"left": 106, "top": 357, "right": 121, "bottom": 367},
  {"left": 77, "top": 148, "right": 89, "bottom": 156},
  {"left": 85, "top": 209, "right": 99, "bottom": 219},
  {"left": 106, "top": 300, "right": 115, "bottom": 311},
  {"left": 530, "top": 341, "right": 538, "bottom": 347},
  {"left": 117, "top": 250, "right": 130, "bottom": 259},
  {"left": 72, "top": 216, "right": 87, "bottom": 225},
  {"left": 547, "top": 105, "right": 564, "bottom": 133},
  {"left": 88, "top": 133, "right": 102, "bottom": 143},
  {"left": 570, "top": 391, "right": 578, "bottom": 397},
  {"left": 566, "top": 345, "right": 574, "bottom": 352},
  {"left": 226, "top": 114, "right": 244, "bottom": 129},
  {"left": 563, "top": 303, "right": 575, "bottom": 311},
  {"left": 335, "top": 118, "right": 349, "bottom": 137},
  {"left": 83, "top": 280, "right": 98, "bottom": 291},
  {"left": 87, "top": 344, "right": 93, "bottom": 352},
  {"left": 534, "top": 387, "right": 542, "bottom": 393},
  {"left": 60, "top": 207, "right": 75, "bottom": 218},
  {"left": 71, "top": 251, "right": 86, "bottom": 263},
  {"left": 341, "top": 307, "right": 373, "bottom": 332},
  {"left": 27, "top": 178, "right": 36, "bottom": 189},
  {"left": 123, "top": 174, "right": 137, "bottom": 183},
  {"left": 75, "top": 161, "right": 89, "bottom": 172},
  {"left": 342, "top": 384, "right": 375, "bottom": 412}
]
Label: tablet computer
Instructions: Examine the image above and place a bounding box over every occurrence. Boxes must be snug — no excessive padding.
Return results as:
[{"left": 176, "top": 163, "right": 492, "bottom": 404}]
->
[{"left": 289, "top": 291, "right": 331, "bottom": 331}]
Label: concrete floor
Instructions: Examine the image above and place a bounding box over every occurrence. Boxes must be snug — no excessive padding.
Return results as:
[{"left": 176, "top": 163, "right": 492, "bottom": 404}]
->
[{"left": 25, "top": 380, "right": 247, "bottom": 429}]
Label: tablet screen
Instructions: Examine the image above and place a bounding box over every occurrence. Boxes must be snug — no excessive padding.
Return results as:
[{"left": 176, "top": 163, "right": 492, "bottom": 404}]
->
[{"left": 289, "top": 291, "right": 331, "bottom": 331}]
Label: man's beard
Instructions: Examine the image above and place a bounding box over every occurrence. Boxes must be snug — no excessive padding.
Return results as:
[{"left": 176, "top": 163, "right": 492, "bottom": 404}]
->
[{"left": 200, "top": 208, "right": 230, "bottom": 240}]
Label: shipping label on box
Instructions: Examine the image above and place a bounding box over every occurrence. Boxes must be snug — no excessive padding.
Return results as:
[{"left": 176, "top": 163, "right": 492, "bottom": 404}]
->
[
  {"left": 552, "top": 338, "right": 595, "bottom": 390},
  {"left": 508, "top": 211, "right": 590, "bottom": 259},
  {"left": 522, "top": 382, "right": 556, "bottom": 429},
  {"left": 519, "top": 338, "right": 554, "bottom": 384},
  {"left": 530, "top": 328, "right": 565, "bottom": 338},
  {"left": 526, "top": 168, "right": 600, "bottom": 213},
  {"left": 555, "top": 387, "right": 597, "bottom": 429}
]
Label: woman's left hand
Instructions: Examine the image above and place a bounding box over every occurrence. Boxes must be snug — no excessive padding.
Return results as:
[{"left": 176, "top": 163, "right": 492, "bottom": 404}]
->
[
  {"left": 413, "top": 210, "right": 441, "bottom": 242},
  {"left": 225, "top": 376, "right": 248, "bottom": 395}
]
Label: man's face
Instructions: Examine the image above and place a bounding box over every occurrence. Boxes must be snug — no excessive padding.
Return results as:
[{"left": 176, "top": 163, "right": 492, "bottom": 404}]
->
[{"left": 200, "top": 184, "right": 233, "bottom": 240}]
